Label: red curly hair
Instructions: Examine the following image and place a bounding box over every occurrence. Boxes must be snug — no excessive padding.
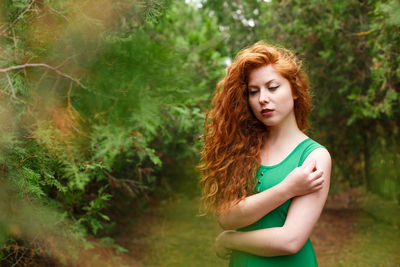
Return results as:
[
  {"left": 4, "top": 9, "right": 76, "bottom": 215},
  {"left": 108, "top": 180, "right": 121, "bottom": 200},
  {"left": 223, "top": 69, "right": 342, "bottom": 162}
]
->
[{"left": 199, "top": 42, "right": 311, "bottom": 215}]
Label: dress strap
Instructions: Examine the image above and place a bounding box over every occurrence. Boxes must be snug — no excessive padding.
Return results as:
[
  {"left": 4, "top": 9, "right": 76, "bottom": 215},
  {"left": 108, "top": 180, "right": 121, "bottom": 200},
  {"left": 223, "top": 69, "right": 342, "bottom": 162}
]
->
[{"left": 299, "top": 139, "right": 326, "bottom": 166}]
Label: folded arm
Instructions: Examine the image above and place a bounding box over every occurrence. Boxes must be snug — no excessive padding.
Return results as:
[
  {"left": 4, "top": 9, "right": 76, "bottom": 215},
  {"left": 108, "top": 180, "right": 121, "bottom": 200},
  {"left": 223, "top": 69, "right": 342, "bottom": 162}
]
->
[
  {"left": 218, "top": 159, "right": 324, "bottom": 230},
  {"left": 216, "top": 148, "right": 331, "bottom": 257}
]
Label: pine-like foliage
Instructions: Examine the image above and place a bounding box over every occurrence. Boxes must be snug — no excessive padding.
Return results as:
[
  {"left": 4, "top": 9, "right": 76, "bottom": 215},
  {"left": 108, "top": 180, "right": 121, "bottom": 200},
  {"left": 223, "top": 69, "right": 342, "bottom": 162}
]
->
[{"left": 0, "top": 0, "right": 226, "bottom": 264}]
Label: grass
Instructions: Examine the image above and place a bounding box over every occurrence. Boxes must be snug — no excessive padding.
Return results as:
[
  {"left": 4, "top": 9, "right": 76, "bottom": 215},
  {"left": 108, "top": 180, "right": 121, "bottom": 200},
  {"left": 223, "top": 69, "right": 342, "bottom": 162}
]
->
[
  {"left": 140, "top": 196, "right": 226, "bottom": 267},
  {"left": 121, "top": 191, "right": 400, "bottom": 267}
]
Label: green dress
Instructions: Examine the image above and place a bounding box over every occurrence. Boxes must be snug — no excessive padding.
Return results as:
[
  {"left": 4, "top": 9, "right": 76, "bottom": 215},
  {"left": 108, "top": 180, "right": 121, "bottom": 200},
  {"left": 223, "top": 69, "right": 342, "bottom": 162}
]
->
[{"left": 229, "top": 138, "right": 325, "bottom": 267}]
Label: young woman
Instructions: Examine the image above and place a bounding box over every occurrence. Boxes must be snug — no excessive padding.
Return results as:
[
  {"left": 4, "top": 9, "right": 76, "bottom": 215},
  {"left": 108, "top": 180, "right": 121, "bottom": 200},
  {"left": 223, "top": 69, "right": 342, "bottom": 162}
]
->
[{"left": 200, "top": 42, "right": 331, "bottom": 266}]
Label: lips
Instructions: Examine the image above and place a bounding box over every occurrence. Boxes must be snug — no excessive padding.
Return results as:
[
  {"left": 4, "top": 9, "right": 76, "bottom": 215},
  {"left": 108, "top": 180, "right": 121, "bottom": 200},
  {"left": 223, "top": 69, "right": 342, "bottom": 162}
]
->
[{"left": 261, "top": 108, "right": 274, "bottom": 116}]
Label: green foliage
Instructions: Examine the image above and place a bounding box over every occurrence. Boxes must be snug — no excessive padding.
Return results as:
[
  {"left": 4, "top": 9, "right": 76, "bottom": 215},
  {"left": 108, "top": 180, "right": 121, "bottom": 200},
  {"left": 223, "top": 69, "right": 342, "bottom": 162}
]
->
[
  {"left": 369, "top": 134, "right": 400, "bottom": 202},
  {"left": 80, "top": 186, "right": 112, "bottom": 235},
  {"left": 346, "top": 0, "right": 400, "bottom": 124},
  {"left": 0, "top": 0, "right": 225, "bottom": 264},
  {"left": 1, "top": 0, "right": 398, "bottom": 264}
]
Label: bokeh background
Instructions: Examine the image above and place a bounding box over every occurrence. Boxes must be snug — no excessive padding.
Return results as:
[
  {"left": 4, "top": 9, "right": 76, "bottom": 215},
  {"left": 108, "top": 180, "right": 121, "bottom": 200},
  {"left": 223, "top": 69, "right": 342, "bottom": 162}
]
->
[{"left": 0, "top": 0, "right": 399, "bottom": 266}]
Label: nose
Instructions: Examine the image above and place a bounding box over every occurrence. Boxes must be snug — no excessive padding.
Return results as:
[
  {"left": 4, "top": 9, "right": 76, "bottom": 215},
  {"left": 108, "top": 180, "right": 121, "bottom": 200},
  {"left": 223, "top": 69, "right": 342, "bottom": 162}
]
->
[{"left": 259, "top": 89, "right": 270, "bottom": 104}]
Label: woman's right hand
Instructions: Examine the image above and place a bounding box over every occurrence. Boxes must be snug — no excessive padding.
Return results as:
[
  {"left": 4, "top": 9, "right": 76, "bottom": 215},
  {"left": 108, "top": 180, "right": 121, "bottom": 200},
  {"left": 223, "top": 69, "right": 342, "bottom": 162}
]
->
[{"left": 283, "top": 159, "right": 324, "bottom": 197}]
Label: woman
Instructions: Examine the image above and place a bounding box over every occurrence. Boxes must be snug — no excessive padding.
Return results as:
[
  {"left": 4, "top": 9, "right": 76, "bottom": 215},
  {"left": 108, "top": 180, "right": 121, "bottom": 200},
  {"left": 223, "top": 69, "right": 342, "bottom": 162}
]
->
[{"left": 200, "top": 42, "right": 331, "bottom": 266}]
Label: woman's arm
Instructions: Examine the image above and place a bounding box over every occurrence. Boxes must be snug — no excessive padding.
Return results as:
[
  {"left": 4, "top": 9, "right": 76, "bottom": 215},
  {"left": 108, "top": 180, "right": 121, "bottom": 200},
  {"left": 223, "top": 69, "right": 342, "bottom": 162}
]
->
[
  {"left": 218, "top": 159, "right": 324, "bottom": 230},
  {"left": 216, "top": 148, "right": 331, "bottom": 257}
]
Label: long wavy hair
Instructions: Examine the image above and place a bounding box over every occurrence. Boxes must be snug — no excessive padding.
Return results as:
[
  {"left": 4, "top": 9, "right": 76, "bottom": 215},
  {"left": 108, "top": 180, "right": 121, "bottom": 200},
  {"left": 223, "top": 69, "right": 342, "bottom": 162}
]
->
[{"left": 199, "top": 42, "right": 311, "bottom": 215}]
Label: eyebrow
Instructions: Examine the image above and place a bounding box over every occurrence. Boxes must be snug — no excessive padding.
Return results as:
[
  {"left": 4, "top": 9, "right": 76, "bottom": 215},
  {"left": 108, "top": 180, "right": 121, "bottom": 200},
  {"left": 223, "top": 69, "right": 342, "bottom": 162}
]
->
[{"left": 248, "top": 79, "right": 277, "bottom": 88}]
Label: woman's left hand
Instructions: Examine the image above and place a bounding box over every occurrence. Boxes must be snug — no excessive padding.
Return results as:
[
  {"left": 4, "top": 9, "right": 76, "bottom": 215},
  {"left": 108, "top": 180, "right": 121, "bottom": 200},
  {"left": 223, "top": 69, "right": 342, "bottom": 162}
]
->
[{"left": 215, "top": 230, "right": 234, "bottom": 259}]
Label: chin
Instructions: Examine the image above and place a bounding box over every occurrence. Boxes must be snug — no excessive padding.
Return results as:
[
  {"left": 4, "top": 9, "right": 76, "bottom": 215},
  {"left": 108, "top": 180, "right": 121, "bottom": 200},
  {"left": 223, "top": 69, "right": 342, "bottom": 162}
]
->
[{"left": 258, "top": 119, "right": 279, "bottom": 127}]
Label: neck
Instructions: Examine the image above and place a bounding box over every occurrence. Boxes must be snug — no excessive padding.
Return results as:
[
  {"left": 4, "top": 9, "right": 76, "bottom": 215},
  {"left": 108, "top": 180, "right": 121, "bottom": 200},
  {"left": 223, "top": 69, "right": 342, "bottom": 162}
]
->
[{"left": 265, "top": 111, "right": 305, "bottom": 145}]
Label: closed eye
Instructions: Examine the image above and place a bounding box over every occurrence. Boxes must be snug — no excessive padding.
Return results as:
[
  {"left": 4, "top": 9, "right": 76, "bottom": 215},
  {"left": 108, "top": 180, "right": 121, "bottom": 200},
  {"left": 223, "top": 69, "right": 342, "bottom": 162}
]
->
[
  {"left": 268, "top": 85, "right": 279, "bottom": 91},
  {"left": 249, "top": 90, "right": 258, "bottom": 95}
]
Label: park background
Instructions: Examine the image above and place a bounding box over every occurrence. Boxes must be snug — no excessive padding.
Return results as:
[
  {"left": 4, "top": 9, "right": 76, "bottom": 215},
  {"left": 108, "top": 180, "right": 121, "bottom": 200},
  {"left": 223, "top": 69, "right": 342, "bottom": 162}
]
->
[{"left": 0, "top": 0, "right": 399, "bottom": 266}]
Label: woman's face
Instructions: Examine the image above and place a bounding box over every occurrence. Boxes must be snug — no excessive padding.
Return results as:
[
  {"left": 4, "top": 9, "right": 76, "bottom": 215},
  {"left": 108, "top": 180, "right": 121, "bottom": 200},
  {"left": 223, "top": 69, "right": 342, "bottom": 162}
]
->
[{"left": 247, "top": 64, "right": 297, "bottom": 128}]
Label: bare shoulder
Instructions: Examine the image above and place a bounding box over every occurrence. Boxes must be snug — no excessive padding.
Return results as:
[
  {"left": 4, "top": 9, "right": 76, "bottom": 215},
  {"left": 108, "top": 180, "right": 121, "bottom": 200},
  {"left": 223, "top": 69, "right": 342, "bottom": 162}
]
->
[
  {"left": 303, "top": 146, "right": 331, "bottom": 166},
  {"left": 303, "top": 146, "right": 332, "bottom": 185}
]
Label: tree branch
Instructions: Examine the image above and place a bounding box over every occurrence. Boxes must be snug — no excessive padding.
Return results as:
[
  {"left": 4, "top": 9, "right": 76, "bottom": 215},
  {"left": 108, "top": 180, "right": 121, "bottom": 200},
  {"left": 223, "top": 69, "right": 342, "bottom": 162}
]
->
[
  {"left": 6, "top": 72, "right": 16, "bottom": 98},
  {"left": 1, "top": 62, "right": 120, "bottom": 100},
  {"left": 0, "top": 0, "right": 37, "bottom": 36},
  {"left": 0, "top": 63, "right": 87, "bottom": 89}
]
